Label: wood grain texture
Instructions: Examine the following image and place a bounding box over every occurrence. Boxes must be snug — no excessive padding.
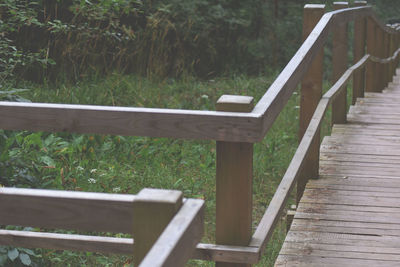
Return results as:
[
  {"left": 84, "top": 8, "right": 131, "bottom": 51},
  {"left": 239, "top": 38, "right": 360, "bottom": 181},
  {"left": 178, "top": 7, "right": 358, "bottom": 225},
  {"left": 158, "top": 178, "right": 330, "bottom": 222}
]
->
[
  {"left": 352, "top": 1, "right": 367, "bottom": 103},
  {"left": 366, "top": 17, "right": 378, "bottom": 92},
  {"left": 254, "top": 6, "right": 375, "bottom": 136},
  {"left": 250, "top": 99, "right": 329, "bottom": 251},
  {"left": 331, "top": 2, "right": 349, "bottom": 125},
  {"left": 297, "top": 4, "right": 325, "bottom": 205},
  {"left": 0, "top": 101, "right": 262, "bottom": 142},
  {"left": 276, "top": 68, "right": 400, "bottom": 266},
  {"left": 0, "top": 187, "right": 135, "bottom": 233},
  {"left": 0, "top": 230, "right": 133, "bottom": 254},
  {"left": 193, "top": 243, "right": 260, "bottom": 264},
  {"left": 216, "top": 96, "right": 253, "bottom": 267},
  {"left": 139, "top": 199, "right": 204, "bottom": 267},
  {"left": 132, "top": 188, "right": 182, "bottom": 265}
]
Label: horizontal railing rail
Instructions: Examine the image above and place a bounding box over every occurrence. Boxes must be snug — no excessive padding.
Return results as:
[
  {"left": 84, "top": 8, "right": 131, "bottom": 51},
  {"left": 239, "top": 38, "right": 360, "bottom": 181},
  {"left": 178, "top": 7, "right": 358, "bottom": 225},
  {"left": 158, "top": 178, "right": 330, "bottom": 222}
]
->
[
  {"left": 0, "top": 8, "right": 397, "bottom": 144},
  {"left": 1, "top": 1, "right": 400, "bottom": 266},
  {"left": 0, "top": 187, "right": 204, "bottom": 267},
  {"left": 250, "top": 47, "right": 400, "bottom": 256}
]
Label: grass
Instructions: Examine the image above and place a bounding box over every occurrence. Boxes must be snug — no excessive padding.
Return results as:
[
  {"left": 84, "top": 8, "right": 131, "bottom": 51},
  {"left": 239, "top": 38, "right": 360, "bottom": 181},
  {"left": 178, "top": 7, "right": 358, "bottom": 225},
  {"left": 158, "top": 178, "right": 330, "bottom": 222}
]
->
[{"left": 1, "top": 72, "right": 305, "bottom": 266}]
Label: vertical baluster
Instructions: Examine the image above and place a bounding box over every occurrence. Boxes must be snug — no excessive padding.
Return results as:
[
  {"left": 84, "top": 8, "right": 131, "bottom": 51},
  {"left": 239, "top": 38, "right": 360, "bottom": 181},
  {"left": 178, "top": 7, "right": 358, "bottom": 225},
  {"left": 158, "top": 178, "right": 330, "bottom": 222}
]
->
[
  {"left": 332, "top": 2, "right": 349, "bottom": 125},
  {"left": 133, "top": 189, "right": 183, "bottom": 266},
  {"left": 353, "top": 1, "right": 367, "bottom": 103},
  {"left": 298, "top": 4, "right": 325, "bottom": 204},
  {"left": 366, "top": 17, "right": 377, "bottom": 92},
  {"left": 216, "top": 95, "right": 254, "bottom": 267},
  {"left": 376, "top": 27, "right": 385, "bottom": 91}
]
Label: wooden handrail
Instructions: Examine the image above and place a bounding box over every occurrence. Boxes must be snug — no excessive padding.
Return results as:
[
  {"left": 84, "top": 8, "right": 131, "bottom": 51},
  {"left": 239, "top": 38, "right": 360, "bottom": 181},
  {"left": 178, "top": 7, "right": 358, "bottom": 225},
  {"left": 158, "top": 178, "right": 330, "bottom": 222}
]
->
[
  {"left": 250, "top": 46, "right": 400, "bottom": 257},
  {"left": 0, "top": 187, "right": 204, "bottom": 267},
  {"left": 0, "top": 187, "right": 135, "bottom": 233},
  {"left": 1, "top": 3, "right": 400, "bottom": 266},
  {"left": 253, "top": 6, "right": 398, "bottom": 137},
  {"left": 0, "top": 7, "right": 397, "bottom": 144},
  {"left": 139, "top": 198, "right": 204, "bottom": 267},
  {"left": 0, "top": 101, "right": 261, "bottom": 142}
]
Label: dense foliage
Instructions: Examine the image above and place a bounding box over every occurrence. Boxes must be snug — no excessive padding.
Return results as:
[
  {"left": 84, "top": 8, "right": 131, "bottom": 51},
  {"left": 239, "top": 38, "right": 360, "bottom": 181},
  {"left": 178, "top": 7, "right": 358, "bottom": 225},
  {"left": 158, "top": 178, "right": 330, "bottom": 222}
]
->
[
  {"left": 0, "top": 0, "right": 308, "bottom": 81},
  {"left": 2, "top": 0, "right": 399, "bottom": 82}
]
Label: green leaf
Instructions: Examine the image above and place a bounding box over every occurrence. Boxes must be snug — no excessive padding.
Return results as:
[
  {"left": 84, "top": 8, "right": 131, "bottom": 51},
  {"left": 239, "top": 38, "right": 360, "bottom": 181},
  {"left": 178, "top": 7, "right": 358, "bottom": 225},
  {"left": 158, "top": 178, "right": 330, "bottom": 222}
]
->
[
  {"left": 40, "top": 156, "right": 55, "bottom": 167},
  {"left": 7, "top": 248, "right": 19, "bottom": 261},
  {"left": 19, "top": 253, "right": 31, "bottom": 266},
  {"left": 0, "top": 246, "right": 6, "bottom": 253},
  {"left": 18, "top": 248, "right": 35, "bottom": 256},
  {"left": 0, "top": 254, "right": 7, "bottom": 265}
]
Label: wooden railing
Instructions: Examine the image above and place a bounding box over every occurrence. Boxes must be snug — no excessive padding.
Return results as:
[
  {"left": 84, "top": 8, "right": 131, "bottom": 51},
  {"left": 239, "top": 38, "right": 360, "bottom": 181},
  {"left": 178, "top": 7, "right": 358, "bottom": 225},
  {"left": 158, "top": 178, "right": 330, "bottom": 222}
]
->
[
  {"left": 0, "top": 187, "right": 204, "bottom": 266},
  {"left": 1, "top": 1, "right": 400, "bottom": 266}
]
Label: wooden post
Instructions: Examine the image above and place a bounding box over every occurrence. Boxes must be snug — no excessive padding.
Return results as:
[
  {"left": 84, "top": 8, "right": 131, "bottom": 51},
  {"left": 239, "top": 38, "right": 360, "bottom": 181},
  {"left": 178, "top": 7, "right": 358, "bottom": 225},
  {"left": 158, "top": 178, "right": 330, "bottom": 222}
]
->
[
  {"left": 297, "top": 4, "right": 325, "bottom": 204},
  {"left": 132, "top": 188, "right": 183, "bottom": 266},
  {"left": 216, "top": 94, "right": 254, "bottom": 267},
  {"left": 396, "top": 34, "right": 400, "bottom": 70},
  {"left": 396, "top": 34, "right": 400, "bottom": 72},
  {"left": 352, "top": 1, "right": 367, "bottom": 103},
  {"left": 331, "top": 2, "right": 349, "bottom": 125},
  {"left": 391, "top": 32, "right": 397, "bottom": 80},
  {"left": 286, "top": 204, "right": 297, "bottom": 233},
  {"left": 387, "top": 31, "right": 394, "bottom": 84},
  {"left": 389, "top": 33, "right": 395, "bottom": 82},
  {"left": 376, "top": 28, "right": 384, "bottom": 92},
  {"left": 366, "top": 17, "right": 377, "bottom": 92},
  {"left": 382, "top": 31, "right": 389, "bottom": 88}
]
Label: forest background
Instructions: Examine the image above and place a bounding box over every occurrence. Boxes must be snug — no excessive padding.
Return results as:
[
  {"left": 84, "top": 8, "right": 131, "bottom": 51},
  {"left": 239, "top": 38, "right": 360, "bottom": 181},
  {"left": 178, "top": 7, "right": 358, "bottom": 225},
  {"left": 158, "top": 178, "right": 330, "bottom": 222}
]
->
[
  {"left": 1, "top": 0, "right": 400, "bottom": 266},
  {"left": 2, "top": 0, "right": 399, "bottom": 83}
]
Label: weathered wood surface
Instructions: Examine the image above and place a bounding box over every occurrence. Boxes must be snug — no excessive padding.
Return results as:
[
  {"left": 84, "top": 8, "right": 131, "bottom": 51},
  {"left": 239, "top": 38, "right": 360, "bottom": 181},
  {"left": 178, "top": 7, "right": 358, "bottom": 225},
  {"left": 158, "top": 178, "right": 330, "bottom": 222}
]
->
[
  {"left": 215, "top": 95, "right": 253, "bottom": 267},
  {"left": 0, "top": 230, "right": 133, "bottom": 254},
  {"left": 297, "top": 3, "right": 325, "bottom": 209},
  {"left": 139, "top": 199, "right": 204, "bottom": 267},
  {"left": 0, "top": 101, "right": 262, "bottom": 142},
  {"left": 276, "top": 69, "right": 400, "bottom": 266},
  {"left": 133, "top": 188, "right": 183, "bottom": 265},
  {"left": 0, "top": 187, "right": 135, "bottom": 233}
]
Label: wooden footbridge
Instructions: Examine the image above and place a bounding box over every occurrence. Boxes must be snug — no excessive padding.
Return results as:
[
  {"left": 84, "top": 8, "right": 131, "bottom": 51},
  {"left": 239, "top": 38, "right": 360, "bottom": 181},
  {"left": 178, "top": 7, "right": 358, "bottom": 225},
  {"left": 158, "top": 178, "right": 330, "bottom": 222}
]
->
[
  {"left": 276, "top": 70, "right": 400, "bottom": 266},
  {"left": 1, "top": 1, "right": 400, "bottom": 267}
]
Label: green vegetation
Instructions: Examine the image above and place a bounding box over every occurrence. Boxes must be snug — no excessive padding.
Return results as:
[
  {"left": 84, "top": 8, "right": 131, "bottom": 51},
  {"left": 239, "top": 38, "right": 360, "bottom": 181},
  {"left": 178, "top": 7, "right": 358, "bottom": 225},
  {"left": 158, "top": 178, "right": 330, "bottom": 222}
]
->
[
  {"left": 0, "top": 73, "right": 299, "bottom": 266},
  {"left": 1, "top": 0, "right": 399, "bottom": 266}
]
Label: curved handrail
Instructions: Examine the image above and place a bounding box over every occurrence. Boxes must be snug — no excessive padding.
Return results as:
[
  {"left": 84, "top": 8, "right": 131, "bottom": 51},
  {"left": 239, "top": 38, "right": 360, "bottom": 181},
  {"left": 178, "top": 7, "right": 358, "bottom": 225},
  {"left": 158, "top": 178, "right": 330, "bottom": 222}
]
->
[
  {"left": 0, "top": 3, "right": 399, "bottom": 265},
  {"left": 253, "top": 6, "right": 398, "bottom": 139},
  {"left": 0, "top": 8, "right": 398, "bottom": 143},
  {"left": 371, "top": 47, "right": 400, "bottom": 63},
  {"left": 249, "top": 45, "right": 400, "bottom": 255}
]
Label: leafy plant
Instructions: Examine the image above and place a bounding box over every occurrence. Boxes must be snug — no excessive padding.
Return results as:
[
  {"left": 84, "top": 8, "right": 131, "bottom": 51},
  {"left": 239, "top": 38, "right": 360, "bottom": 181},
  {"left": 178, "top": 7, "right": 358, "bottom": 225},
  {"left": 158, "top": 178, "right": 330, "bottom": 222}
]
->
[{"left": 0, "top": 245, "right": 38, "bottom": 266}]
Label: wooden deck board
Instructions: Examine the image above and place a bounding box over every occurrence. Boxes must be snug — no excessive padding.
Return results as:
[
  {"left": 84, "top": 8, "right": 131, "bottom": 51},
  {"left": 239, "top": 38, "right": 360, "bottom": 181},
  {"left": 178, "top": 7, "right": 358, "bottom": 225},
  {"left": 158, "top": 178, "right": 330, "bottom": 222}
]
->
[{"left": 276, "top": 70, "right": 400, "bottom": 266}]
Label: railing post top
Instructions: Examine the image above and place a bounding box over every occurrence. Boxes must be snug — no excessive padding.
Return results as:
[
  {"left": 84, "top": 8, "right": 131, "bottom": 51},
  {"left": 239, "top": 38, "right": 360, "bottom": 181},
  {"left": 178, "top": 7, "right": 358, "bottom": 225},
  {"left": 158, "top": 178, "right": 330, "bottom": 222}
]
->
[
  {"left": 136, "top": 188, "right": 183, "bottom": 205},
  {"left": 304, "top": 4, "right": 325, "bottom": 10},
  {"left": 354, "top": 1, "right": 367, "bottom": 6},
  {"left": 216, "top": 95, "right": 254, "bottom": 112},
  {"left": 333, "top": 2, "right": 349, "bottom": 9}
]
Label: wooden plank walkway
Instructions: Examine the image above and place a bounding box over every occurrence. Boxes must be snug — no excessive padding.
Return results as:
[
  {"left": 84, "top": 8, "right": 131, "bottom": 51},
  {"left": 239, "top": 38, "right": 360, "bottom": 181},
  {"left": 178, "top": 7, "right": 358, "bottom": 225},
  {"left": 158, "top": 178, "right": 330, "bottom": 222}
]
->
[{"left": 275, "top": 73, "right": 400, "bottom": 266}]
